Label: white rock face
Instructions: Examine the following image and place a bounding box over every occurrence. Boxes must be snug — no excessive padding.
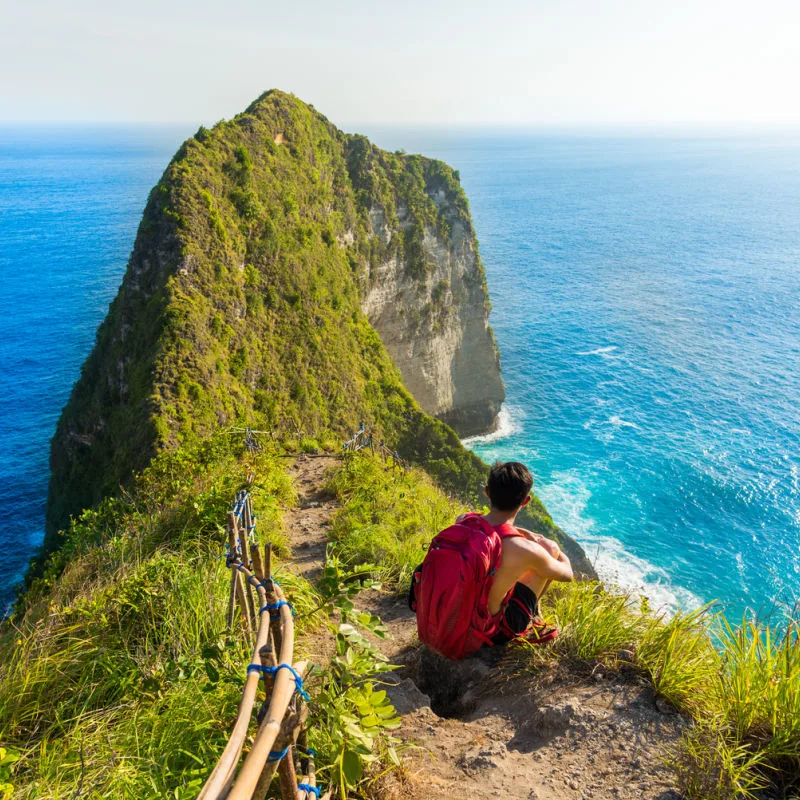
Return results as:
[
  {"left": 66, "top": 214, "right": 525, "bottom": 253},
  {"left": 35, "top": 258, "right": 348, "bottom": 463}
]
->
[{"left": 362, "top": 196, "right": 505, "bottom": 437}]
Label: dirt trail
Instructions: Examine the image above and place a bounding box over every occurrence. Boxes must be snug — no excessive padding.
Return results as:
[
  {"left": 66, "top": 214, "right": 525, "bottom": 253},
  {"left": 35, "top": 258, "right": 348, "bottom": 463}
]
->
[
  {"left": 283, "top": 456, "right": 688, "bottom": 800},
  {"left": 283, "top": 454, "right": 338, "bottom": 581}
]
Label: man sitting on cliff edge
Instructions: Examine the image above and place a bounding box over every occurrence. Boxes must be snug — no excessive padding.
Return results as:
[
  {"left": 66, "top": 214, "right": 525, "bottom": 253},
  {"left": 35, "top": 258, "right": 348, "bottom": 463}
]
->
[{"left": 410, "top": 461, "right": 574, "bottom": 659}]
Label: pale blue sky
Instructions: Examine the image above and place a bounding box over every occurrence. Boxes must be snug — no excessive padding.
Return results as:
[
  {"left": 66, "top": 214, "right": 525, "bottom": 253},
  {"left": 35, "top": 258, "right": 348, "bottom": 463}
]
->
[{"left": 1, "top": 0, "right": 798, "bottom": 125}]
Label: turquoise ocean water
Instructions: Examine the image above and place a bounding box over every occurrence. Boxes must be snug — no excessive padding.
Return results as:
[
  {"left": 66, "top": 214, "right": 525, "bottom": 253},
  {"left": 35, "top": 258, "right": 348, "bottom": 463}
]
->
[{"left": 2, "top": 125, "right": 799, "bottom": 620}]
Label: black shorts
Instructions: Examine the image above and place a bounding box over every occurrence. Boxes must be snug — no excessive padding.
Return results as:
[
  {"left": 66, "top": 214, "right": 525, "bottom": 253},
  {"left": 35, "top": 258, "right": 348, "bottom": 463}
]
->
[{"left": 490, "top": 582, "right": 539, "bottom": 646}]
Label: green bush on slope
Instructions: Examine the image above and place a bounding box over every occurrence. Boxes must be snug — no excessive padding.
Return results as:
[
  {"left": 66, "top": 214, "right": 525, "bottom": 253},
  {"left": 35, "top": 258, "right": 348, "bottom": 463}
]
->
[
  {"left": 324, "top": 452, "right": 467, "bottom": 587},
  {"left": 2, "top": 436, "right": 304, "bottom": 798}
]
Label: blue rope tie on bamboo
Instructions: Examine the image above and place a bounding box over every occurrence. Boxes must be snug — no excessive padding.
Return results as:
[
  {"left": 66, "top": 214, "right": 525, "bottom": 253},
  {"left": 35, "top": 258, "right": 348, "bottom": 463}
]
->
[
  {"left": 247, "top": 663, "right": 310, "bottom": 701},
  {"left": 298, "top": 784, "right": 321, "bottom": 798},
  {"left": 298, "top": 746, "right": 317, "bottom": 758},
  {"left": 259, "top": 599, "right": 294, "bottom": 617},
  {"left": 266, "top": 746, "right": 289, "bottom": 763}
]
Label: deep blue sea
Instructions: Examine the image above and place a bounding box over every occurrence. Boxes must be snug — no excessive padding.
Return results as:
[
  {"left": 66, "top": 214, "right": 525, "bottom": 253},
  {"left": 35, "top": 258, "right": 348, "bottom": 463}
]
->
[
  {"left": 0, "top": 125, "right": 191, "bottom": 612},
  {"left": 2, "top": 125, "right": 799, "bottom": 622}
]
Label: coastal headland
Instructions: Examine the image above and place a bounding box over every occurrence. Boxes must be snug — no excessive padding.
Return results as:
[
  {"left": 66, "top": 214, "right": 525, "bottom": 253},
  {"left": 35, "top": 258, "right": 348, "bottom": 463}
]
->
[{"left": 2, "top": 91, "right": 795, "bottom": 800}]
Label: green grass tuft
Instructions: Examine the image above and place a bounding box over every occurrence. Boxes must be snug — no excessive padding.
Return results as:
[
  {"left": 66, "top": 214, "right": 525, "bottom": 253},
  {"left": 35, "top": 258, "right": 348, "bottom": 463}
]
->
[{"left": 324, "top": 452, "right": 466, "bottom": 588}]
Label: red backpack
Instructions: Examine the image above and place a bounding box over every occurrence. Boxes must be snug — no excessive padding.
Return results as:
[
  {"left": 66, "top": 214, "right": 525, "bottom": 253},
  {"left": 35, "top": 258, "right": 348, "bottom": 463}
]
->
[{"left": 409, "top": 513, "right": 507, "bottom": 659}]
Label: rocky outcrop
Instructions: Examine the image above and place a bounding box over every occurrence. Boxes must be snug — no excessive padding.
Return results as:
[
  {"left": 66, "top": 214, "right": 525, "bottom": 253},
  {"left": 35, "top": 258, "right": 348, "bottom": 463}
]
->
[
  {"left": 361, "top": 194, "right": 504, "bottom": 437},
  {"left": 42, "top": 91, "right": 590, "bottom": 581}
]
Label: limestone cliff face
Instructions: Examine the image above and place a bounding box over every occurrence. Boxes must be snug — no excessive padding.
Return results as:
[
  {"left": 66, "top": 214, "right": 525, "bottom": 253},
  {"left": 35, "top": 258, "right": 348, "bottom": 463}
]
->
[
  {"left": 362, "top": 198, "right": 504, "bottom": 437},
  {"left": 345, "top": 142, "right": 504, "bottom": 437}
]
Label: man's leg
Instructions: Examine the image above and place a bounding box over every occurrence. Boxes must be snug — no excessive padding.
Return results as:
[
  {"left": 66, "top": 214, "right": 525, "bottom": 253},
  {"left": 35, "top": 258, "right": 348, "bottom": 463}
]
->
[{"left": 518, "top": 569, "right": 552, "bottom": 602}]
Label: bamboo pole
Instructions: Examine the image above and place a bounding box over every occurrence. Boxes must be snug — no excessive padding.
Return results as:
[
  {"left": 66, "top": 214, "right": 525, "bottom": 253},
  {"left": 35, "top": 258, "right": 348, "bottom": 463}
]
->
[
  {"left": 225, "top": 591, "right": 298, "bottom": 799},
  {"left": 251, "top": 546, "right": 265, "bottom": 585},
  {"left": 226, "top": 517, "right": 239, "bottom": 632},
  {"left": 240, "top": 503, "right": 257, "bottom": 622},
  {"left": 197, "top": 565, "right": 271, "bottom": 800},
  {"left": 226, "top": 660, "right": 308, "bottom": 800},
  {"left": 226, "top": 575, "right": 238, "bottom": 632},
  {"left": 234, "top": 571, "right": 252, "bottom": 633},
  {"left": 277, "top": 702, "right": 308, "bottom": 800},
  {"left": 264, "top": 542, "right": 273, "bottom": 587},
  {"left": 263, "top": 543, "right": 283, "bottom": 654}
]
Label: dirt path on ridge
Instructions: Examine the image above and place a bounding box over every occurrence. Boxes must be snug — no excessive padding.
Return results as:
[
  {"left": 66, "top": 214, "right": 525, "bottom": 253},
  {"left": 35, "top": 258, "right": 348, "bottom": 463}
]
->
[{"left": 283, "top": 456, "right": 689, "bottom": 800}]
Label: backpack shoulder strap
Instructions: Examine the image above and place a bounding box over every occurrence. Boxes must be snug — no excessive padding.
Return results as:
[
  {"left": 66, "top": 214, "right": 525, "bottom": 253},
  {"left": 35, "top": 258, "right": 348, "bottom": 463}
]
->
[
  {"left": 494, "top": 522, "right": 527, "bottom": 541},
  {"left": 456, "top": 512, "right": 500, "bottom": 538}
]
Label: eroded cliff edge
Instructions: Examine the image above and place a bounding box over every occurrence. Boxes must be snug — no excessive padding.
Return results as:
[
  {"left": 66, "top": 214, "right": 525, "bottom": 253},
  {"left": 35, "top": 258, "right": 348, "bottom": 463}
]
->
[
  {"left": 44, "top": 90, "right": 592, "bottom": 578},
  {"left": 346, "top": 138, "right": 504, "bottom": 436}
]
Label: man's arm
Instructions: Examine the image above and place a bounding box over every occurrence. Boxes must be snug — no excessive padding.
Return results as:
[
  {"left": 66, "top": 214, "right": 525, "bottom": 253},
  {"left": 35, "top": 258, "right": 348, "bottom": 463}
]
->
[
  {"left": 521, "top": 539, "right": 574, "bottom": 582},
  {"left": 515, "top": 527, "right": 561, "bottom": 560}
]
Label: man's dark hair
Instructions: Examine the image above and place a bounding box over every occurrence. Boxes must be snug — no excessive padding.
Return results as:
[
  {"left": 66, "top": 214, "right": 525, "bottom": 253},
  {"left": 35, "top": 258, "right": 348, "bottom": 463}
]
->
[{"left": 486, "top": 461, "right": 533, "bottom": 511}]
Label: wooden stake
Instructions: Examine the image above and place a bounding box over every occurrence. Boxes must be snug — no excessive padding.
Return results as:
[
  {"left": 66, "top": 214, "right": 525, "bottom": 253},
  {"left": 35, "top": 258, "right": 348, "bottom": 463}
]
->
[
  {"left": 264, "top": 542, "right": 273, "bottom": 590},
  {"left": 277, "top": 702, "right": 308, "bottom": 800},
  {"left": 234, "top": 571, "right": 252, "bottom": 633},
  {"left": 226, "top": 570, "right": 238, "bottom": 632},
  {"left": 251, "top": 545, "right": 265, "bottom": 584},
  {"left": 249, "top": 687, "right": 308, "bottom": 800},
  {"left": 226, "top": 512, "right": 239, "bottom": 632},
  {"left": 239, "top": 502, "right": 257, "bottom": 622}
]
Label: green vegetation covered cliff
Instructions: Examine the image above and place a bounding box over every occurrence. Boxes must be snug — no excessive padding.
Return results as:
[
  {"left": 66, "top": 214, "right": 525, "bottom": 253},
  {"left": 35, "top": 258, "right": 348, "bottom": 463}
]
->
[
  {"left": 5, "top": 91, "right": 797, "bottom": 800},
  {"left": 45, "top": 89, "right": 586, "bottom": 571}
]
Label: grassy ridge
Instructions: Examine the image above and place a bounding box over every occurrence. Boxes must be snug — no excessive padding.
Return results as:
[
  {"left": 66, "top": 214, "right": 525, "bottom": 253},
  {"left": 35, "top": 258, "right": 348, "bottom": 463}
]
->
[
  {"left": 46, "top": 90, "right": 493, "bottom": 556},
  {"left": 325, "top": 452, "right": 800, "bottom": 799},
  {"left": 4, "top": 436, "right": 291, "bottom": 797},
  {"left": 3, "top": 435, "right": 329, "bottom": 798},
  {"left": 6, "top": 438, "right": 798, "bottom": 798}
]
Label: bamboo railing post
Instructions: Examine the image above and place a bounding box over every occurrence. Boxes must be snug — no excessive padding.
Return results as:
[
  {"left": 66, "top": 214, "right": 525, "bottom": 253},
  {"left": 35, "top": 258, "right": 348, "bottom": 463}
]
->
[
  {"left": 240, "top": 500, "right": 257, "bottom": 622},
  {"left": 262, "top": 542, "right": 285, "bottom": 656},
  {"left": 256, "top": 644, "right": 277, "bottom": 724},
  {"left": 235, "top": 571, "right": 252, "bottom": 633},
  {"left": 228, "top": 511, "right": 253, "bottom": 632},
  {"left": 251, "top": 546, "right": 265, "bottom": 585},
  {"left": 226, "top": 515, "right": 239, "bottom": 632},
  {"left": 264, "top": 542, "right": 273, "bottom": 588},
  {"left": 278, "top": 701, "right": 308, "bottom": 800}
]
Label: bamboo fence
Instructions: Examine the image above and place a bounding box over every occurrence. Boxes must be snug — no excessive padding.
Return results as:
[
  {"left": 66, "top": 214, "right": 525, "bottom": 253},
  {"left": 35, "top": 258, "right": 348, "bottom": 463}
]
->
[
  {"left": 200, "top": 423, "right": 406, "bottom": 798},
  {"left": 342, "top": 425, "right": 409, "bottom": 471},
  {"left": 198, "top": 486, "right": 327, "bottom": 800}
]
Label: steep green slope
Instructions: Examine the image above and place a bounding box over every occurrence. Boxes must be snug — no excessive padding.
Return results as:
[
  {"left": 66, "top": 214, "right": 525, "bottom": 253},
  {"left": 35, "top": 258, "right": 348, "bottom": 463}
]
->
[{"left": 46, "top": 89, "right": 590, "bottom": 573}]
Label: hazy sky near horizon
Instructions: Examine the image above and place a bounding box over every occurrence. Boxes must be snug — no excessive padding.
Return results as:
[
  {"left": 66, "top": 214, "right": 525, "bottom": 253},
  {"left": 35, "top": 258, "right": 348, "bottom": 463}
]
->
[{"left": 1, "top": 0, "right": 799, "bottom": 126}]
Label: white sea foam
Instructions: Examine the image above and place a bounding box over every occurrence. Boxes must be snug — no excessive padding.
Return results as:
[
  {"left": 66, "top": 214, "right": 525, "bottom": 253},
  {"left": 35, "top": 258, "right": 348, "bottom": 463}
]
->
[
  {"left": 537, "top": 470, "right": 703, "bottom": 614},
  {"left": 462, "top": 403, "right": 521, "bottom": 446},
  {"left": 578, "top": 345, "right": 619, "bottom": 358},
  {"left": 608, "top": 415, "right": 640, "bottom": 430}
]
